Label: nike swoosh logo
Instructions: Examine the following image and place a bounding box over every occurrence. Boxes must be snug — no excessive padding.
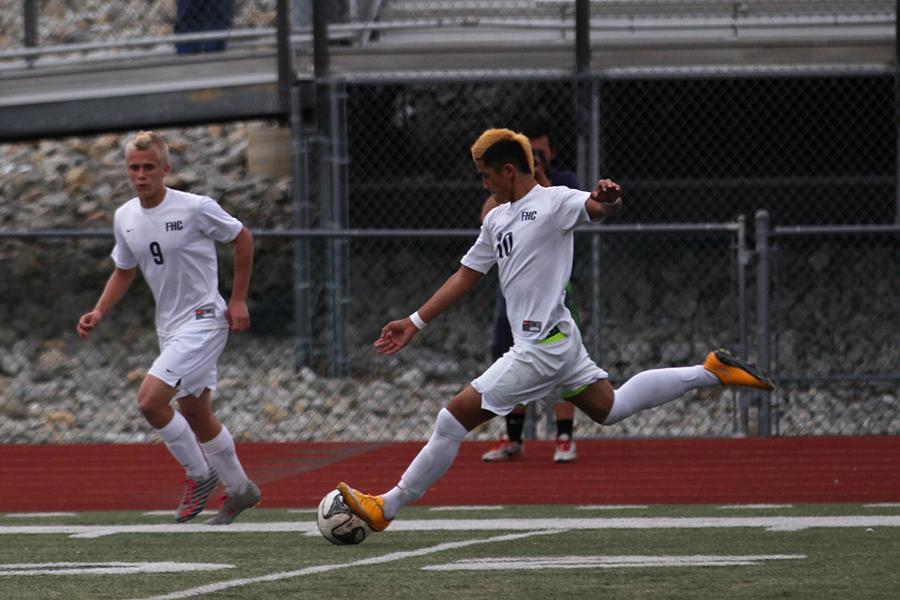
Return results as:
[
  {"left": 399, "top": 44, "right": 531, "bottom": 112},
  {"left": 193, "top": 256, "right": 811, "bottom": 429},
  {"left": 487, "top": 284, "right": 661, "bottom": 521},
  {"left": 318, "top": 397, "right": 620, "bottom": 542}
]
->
[{"left": 126, "top": 228, "right": 134, "bottom": 232}]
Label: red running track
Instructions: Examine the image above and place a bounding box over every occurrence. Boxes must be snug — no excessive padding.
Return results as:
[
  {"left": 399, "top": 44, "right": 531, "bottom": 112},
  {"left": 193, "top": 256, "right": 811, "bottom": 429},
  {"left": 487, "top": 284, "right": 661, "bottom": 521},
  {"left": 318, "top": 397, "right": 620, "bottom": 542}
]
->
[{"left": 1, "top": 437, "right": 899, "bottom": 512}]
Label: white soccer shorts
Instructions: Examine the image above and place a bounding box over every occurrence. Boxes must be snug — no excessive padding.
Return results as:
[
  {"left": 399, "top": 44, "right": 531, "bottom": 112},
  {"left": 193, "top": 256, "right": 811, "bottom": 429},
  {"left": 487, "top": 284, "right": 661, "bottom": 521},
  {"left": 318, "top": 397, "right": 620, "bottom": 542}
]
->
[
  {"left": 472, "top": 322, "right": 607, "bottom": 416},
  {"left": 148, "top": 326, "right": 229, "bottom": 400}
]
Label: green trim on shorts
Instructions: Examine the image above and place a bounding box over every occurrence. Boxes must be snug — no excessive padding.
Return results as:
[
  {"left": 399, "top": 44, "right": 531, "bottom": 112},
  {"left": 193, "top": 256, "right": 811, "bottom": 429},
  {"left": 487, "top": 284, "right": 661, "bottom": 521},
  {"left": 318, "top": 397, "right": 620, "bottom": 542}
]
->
[{"left": 562, "top": 384, "right": 589, "bottom": 399}]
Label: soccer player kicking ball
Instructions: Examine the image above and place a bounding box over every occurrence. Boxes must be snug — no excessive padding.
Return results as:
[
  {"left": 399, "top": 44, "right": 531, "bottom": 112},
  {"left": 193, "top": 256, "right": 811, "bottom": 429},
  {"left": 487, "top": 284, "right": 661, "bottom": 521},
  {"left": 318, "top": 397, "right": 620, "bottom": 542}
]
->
[
  {"left": 337, "top": 128, "right": 775, "bottom": 533},
  {"left": 77, "top": 131, "right": 261, "bottom": 524}
]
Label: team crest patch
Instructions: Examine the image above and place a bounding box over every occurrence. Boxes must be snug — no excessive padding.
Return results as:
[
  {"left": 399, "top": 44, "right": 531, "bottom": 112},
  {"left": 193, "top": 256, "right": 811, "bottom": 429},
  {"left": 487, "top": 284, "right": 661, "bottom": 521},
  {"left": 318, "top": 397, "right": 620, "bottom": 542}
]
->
[
  {"left": 522, "top": 320, "right": 542, "bottom": 333},
  {"left": 194, "top": 306, "right": 216, "bottom": 320}
]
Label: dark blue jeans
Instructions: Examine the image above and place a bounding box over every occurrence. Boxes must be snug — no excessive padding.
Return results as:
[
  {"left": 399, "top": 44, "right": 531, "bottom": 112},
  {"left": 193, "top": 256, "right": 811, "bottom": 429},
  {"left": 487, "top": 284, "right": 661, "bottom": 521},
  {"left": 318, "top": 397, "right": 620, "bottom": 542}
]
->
[{"left": 174, "top": 0, "right": 234, "bottom": 54}]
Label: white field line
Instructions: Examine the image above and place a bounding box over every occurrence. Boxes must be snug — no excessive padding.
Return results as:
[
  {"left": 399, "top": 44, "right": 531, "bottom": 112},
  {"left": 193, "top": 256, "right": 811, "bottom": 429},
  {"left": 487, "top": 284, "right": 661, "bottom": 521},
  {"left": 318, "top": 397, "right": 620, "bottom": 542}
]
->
[
  {"left": 4, "top": 512, "right": 77, "bottom": 518},
  {"left": 718, "top": 504, "right": 794, "bottom": 510},
  {"left": 429, "top": 506, "right": 505, "bottom": 511},
  {"left": 123, "top": 529, "right": 566, "bottom": 600},
  {"left": 0, "top": 562, "right": 233, "bottom": 577},
  {"left": 577, "top": 505, "right": 649, "bottom": 510},
  {"left": 864, "top": 503, "right": 900, "bottom": 508},
  {"left": 423, "top": 554, "right": 807, "bottom": 571},
  {"left": 142, "top": 511, "right": 215, "bottom": 517},
  {"left": 3, "top": 515, "right": 900, "bottom": 538}
]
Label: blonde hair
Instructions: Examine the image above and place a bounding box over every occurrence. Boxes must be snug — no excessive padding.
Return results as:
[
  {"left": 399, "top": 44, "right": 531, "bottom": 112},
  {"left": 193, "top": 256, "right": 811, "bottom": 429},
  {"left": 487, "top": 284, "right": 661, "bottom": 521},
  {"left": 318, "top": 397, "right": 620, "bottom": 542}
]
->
[
  {"left": 125, "top": 131, "right": 170, "bottom": 166},
  {"left": 470, "top": 128, "right": 534, "bottom": 175}
]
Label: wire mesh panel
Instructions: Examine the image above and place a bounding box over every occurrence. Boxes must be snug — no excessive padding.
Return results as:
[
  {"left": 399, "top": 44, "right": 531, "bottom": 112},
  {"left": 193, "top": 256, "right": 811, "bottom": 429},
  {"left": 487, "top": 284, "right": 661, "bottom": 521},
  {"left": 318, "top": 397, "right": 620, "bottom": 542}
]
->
[
  {"left": 572, "top": 229, "right": 747, "bottom": 438},
  {"left": 768, "top": 231, "right": 900, "bottom": 435},
  {"left": 0, "top": 228, "right": 748, "bottom": 443},
  {"left": 0, "top": 233, "right": 495, "bottom": 442},
  {"left": 345, "top": 78, "right": 580, "bottom": 229},
  {"left": 1, "top": 61, "right": 897, "bottom": 442},
  {"left": 342, "top": 72, "right": 895, "bottom": 230},
  {"left": 598, "top": 73, "right": 895, "bottom": 226}
]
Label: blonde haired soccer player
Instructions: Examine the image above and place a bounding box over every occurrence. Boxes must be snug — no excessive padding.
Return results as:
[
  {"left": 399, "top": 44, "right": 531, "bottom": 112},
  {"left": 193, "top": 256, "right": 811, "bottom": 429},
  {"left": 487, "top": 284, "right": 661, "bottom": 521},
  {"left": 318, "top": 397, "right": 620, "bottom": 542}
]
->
[
  {"left": 77, "top": 131, "right": 260, "bottom": 524},
  {"left": 479, "top": 119, "right": 582, "bottom": 463},
  {"left": 336, "top": 128, "right": 774, "bottom": 532}
]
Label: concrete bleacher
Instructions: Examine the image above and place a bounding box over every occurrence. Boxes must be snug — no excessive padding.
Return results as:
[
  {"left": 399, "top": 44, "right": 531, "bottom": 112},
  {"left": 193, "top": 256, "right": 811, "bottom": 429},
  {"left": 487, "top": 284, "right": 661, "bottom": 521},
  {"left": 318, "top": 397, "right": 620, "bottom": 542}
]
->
[{"left": 0, "top": 0, "right": 894, "bottom": 141}]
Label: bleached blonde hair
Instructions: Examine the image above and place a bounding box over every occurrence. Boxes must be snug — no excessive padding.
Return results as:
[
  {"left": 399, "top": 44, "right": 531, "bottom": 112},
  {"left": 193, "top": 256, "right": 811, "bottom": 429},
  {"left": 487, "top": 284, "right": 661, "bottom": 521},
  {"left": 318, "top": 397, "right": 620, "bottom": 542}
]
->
[
  {"left": 470, "top": 128, "right": 534, "bottom": 175},
  {"left": 125, "top": 131, "right": 170, "bottom": 166}
]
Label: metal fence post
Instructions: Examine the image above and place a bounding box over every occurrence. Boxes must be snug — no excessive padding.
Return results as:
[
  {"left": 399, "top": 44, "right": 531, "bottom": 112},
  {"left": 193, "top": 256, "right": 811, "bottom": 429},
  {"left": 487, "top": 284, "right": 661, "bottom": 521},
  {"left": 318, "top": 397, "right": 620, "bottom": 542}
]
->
[
  {"left": 23, "top": 0, "right": 38, "bottom": 67},
  {"left": 329, "top": 80, "right": 350, "bottom": 377},
  {"left": 290, "top": 83, "right": 312, "bottom": 369},
  {"left": 276, "top": 0, "right": 292, "bottom": 120},
  {"left": 896, "top": 0, "right": 900, "bottom": 224},
  {"left": 589, "top": 77, "right": 603, "bottom": 362},
  {"left": 574, "top": 0, "right": 591, "bottom": 192},
  {"left": 736, "top": 214, "right": 750, "bottom": 434},
  {"left": 755, "top": 209, "right": 772, "bottom": 436}
]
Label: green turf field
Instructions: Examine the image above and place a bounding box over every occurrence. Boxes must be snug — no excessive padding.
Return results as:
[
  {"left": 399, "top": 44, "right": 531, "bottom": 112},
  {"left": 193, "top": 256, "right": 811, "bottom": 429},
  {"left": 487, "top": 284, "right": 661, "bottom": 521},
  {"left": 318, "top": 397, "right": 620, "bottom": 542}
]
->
[{"left": 1, "top": 503, "right": 899, "bottom": 599}]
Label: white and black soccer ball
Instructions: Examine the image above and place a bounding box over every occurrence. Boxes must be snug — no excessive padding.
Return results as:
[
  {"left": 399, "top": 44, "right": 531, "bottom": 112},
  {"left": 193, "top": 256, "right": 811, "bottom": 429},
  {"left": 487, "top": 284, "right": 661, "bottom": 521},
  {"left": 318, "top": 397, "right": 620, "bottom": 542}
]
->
[{"left": 316, "top": 489, "right": 371, "bottom": 545}]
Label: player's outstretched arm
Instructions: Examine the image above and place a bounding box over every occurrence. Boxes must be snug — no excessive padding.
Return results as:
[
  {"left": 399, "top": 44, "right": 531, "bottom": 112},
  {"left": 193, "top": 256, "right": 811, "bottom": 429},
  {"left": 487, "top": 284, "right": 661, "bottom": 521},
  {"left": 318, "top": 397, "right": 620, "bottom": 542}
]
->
[
  {"left": 76, "top": 267, "right": 136, "bottom": 339},
  {"left": 374, "top": 265, "right": 483, "bottom": 355},
  {"left": 585, "top": 178, "right": 623, "bottom": 220},
  {"left": 226, "top": 227, "right": 254, "bottom": 332}
]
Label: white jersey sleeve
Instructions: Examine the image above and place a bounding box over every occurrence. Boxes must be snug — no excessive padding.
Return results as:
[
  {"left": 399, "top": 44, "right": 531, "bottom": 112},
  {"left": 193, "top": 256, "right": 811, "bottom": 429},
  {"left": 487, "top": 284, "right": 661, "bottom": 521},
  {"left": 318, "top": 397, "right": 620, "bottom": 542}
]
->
[
  {"left": 550, "top": 186, "right": 592, "bottom": 232},
  {"left": 460, "top": 220, "right": 498, "bottom": 274},
  {"left": 111, "top": 204, "right": 139, "bottom": 270},
  {"left": 198, "top": 196, "right": 243, "bottom": 242}
]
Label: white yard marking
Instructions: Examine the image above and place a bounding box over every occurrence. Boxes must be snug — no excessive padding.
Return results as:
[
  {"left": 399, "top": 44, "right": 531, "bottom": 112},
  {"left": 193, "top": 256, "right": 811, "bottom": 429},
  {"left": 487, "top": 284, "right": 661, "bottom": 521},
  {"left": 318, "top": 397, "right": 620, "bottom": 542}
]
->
[
  {"left": 4, "top": 512, "right": 77, "bottom": 518},
  {"left": 287, "top": 509, "right": 316, "bottom": 514},
  {"left": 429, "top": 506, "right": 505, "bottom": 511},
  {"left": 423, "top": 554, "right": 807, "bottom": 571},
  {"left": 718, "top": 504, "right": 794, "bottom": 510},
  {"left": 3, "top": 515, "right": 900, "bottom": 538},
  {"left": 0, "top": 562, "right": 233, "bottom": 577},
  {"left": 124, "top": 529, "right": 565, "bottom": 600},
  {"left": 142, "top": 511, "right": 215, "bottom": 517},
  {"left": 864, "top": 503, "right": 900, "bottom": 508},
  {"left": 577, "top": 505, "right": 648, "bottom": 511}
]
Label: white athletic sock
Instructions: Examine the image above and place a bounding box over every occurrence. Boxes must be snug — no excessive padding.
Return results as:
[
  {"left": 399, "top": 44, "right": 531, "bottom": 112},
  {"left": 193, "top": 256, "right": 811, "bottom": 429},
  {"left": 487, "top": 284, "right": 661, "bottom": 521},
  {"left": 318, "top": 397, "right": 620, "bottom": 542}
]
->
[
  {"left": 200, "top": 426, "right": 251, "bottom": 495},
  {"left": 381, "top": 408, "right": 468, "bottom": 520},
  {"left": 603, "top": 365, "right": 720, "bottom": 426},
  {"left": 157, "top": 411, "right": 209, "bottom": 480}
]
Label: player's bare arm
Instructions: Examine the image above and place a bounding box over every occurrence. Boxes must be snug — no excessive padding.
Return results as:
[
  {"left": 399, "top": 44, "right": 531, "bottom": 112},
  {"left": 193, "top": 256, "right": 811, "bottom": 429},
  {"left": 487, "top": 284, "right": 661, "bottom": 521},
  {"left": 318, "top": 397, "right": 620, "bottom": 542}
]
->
[
  {"left": 226, "top": 226, "right": 254, "bottom": 332},
  {"left": 585, "top": 178, "right": 623, "bottom": 220},
  {"left": 76, "top": 267, "right": 137, "bottom": 339},
  {"left": 374, "top": 265, "right": 484, "bottom": 355}
]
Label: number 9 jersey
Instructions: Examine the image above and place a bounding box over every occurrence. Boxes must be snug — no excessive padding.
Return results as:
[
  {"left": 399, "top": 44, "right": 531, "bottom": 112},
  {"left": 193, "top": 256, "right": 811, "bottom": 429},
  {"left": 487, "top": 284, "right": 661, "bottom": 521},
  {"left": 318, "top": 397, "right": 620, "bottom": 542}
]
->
[{"left": 111, "top": 188, "right": 244, "bottom": 335}]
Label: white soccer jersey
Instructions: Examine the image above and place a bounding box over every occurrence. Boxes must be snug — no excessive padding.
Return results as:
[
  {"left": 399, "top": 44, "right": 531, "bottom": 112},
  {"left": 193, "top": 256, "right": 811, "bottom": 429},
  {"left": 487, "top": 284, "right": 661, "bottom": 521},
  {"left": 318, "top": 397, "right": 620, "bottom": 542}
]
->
[
  {"left": 461, "top": 184, "right": 591, "bottom": 344},
  {"left": 111, "top": 188, "right": 243, "bottom": 334}
]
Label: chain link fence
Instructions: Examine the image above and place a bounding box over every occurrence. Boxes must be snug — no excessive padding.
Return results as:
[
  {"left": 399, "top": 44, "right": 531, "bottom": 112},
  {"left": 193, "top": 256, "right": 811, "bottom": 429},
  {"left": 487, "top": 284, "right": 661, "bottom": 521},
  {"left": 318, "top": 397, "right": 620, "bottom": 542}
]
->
[
  {"left": 0, "top": 1, "right": 897, "bottom": 442},
  {"left": 343, "top": 72, "right": 896, "bottom": 229},
  {"left": 762, "top": 225, "right": 900, "bottom": 435},
  {"left": 0, "top": 224, "right": 750, "bottom": 443}
]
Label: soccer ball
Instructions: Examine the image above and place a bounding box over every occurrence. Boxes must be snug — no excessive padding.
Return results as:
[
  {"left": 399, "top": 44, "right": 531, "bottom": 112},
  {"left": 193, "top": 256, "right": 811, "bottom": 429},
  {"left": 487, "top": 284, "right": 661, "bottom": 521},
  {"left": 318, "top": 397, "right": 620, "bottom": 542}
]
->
[{"left": 316, "top": 489, "right": 371, "bottom": 545}]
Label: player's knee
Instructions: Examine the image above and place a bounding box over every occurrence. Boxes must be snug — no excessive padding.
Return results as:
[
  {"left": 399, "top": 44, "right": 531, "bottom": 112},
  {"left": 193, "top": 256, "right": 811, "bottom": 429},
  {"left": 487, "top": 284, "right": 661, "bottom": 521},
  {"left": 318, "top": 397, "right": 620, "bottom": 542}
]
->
[
  {"left": 435, "top": 408, "right": 468, "bottom": 441},
  {"left": 570, "top": 380, "right": 614, "bottom": 425},
  {"left": 136, "top": 385, "right": 169, "bottom": 419}
]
